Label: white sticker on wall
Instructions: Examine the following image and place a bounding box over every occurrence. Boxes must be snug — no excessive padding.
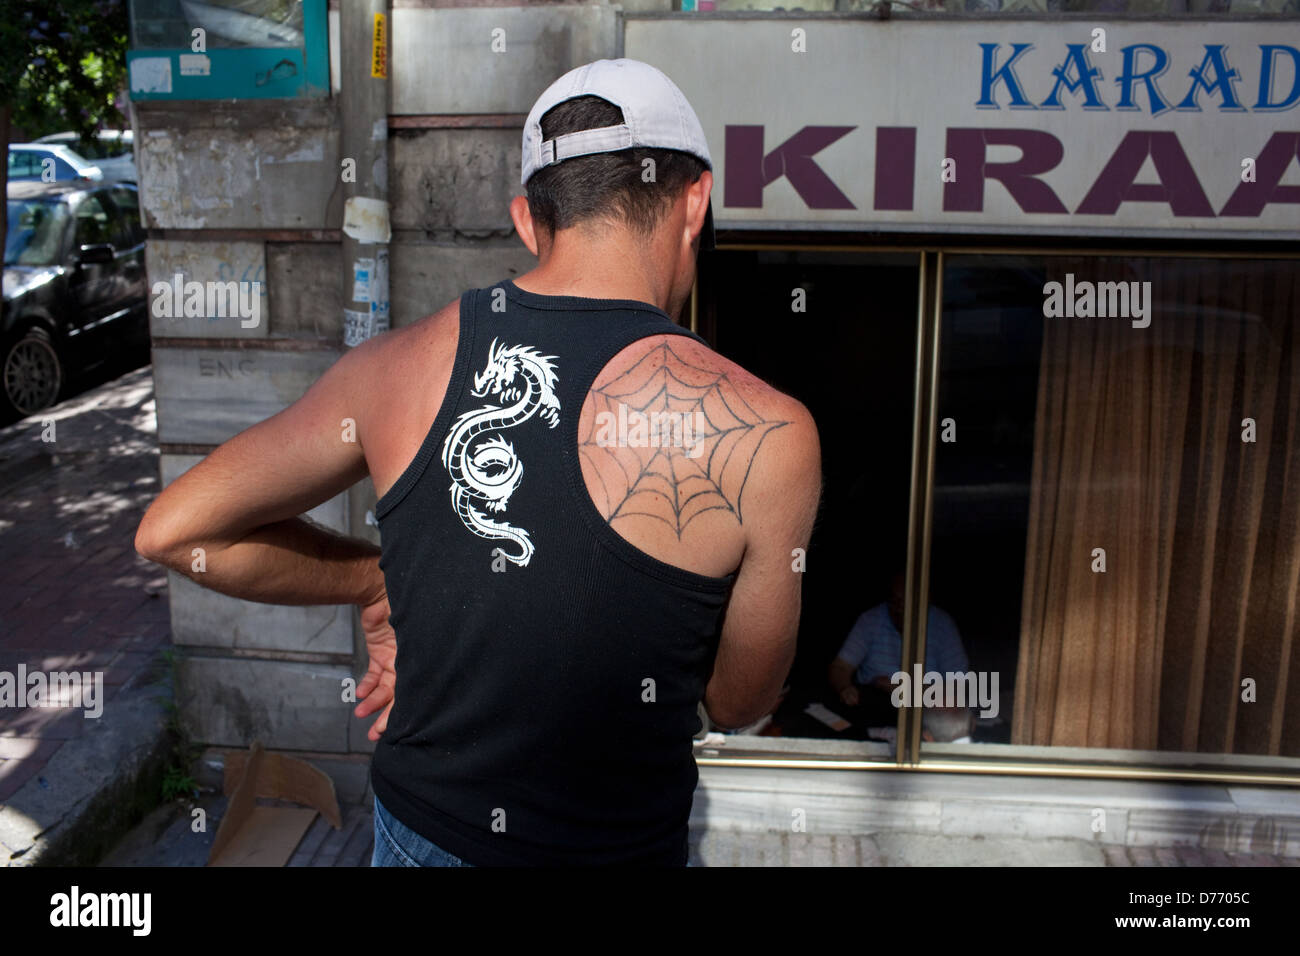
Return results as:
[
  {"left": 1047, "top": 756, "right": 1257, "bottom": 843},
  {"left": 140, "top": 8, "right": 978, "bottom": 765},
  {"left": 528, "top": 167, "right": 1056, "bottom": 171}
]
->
[
  {"left": 352, "top": 258, "right": 374, "bottom": 303},
  {"left": 130, "top": 57, "right": 173, "bottom": 94},
  {"left": 344, "top": 309, "right": 373, "bottom": 348},
  {"left": 342, "top": 196, "right": 391, "bottom": 244},
  {"left": 368, "top": 248, "right": 389, "bottom": 336},
  {"left": 178, "top": 54, "right": 211, "bottom": 76}
]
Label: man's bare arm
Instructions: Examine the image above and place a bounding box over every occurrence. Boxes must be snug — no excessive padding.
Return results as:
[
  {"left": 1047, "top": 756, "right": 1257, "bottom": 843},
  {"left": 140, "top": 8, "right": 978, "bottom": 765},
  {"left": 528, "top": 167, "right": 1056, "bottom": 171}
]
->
[
  {"left": 828, "top": 657, "right": 855, "bottom": 691},
  {"left": 134, "top": 334, "right": 388, "bottom": 608},
  {"left": 703, "top": 397, "right": 821, "bottom": 729},
  {"left": 829, "top": 657, "right": 859, "bottom": 705}
]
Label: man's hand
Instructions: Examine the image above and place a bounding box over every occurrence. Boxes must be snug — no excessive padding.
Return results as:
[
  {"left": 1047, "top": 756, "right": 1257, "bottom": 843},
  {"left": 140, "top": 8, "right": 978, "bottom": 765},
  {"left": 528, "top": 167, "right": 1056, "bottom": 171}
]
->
[
  {"left": 839, "top": 685, "right": 860, "bottom": 708},
  {"left": 355, "top": 589, "right": 396, "bottom": 741}
]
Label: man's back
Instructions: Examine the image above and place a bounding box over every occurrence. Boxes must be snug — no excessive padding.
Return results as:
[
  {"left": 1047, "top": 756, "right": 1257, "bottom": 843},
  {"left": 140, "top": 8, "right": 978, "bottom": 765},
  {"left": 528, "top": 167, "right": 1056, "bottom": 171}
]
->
[
  {"left": 352, "top": 279, "right": 818, "bottom": 864},
  {"left": 363, "top": 288, "right": 803, "bottom": 579}
]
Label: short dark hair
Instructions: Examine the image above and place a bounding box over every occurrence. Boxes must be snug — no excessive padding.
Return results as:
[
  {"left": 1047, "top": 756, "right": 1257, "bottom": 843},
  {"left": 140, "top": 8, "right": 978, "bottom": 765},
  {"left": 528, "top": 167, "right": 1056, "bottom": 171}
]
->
[{"left": 524, "top": 95, "right": 708, "bottom": 240}]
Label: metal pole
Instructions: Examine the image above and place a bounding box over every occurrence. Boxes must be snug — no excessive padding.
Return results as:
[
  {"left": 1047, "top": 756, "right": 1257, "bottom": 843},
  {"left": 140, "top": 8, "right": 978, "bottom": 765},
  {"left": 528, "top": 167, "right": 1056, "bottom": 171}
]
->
[{"left": 339, "top": 0, "right": 391, "bottom": 347}]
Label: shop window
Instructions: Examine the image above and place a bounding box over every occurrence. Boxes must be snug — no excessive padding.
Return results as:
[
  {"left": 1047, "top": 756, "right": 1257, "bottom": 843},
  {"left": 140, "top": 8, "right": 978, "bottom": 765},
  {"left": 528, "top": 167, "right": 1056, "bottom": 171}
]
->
[
  {"left": 927, "top": 254, "right": 1300, "bottom": 764},
  {"left": 132, "top": 0, "right": 305, "bottom": 48}
]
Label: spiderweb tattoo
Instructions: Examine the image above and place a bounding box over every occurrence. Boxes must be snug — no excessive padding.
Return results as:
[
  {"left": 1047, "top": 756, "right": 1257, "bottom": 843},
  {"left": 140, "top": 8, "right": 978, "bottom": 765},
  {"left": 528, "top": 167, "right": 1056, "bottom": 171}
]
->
[{"left": 578, "top": 342, "right": 789, "bottom": 537}]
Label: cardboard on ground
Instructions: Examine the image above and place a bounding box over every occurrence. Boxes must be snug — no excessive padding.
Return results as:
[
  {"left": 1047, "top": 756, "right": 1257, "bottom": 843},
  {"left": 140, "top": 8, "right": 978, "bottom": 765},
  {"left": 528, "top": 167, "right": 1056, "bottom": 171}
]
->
[{"left": 206, "top": 740, "right": 343, "bottom": 867}]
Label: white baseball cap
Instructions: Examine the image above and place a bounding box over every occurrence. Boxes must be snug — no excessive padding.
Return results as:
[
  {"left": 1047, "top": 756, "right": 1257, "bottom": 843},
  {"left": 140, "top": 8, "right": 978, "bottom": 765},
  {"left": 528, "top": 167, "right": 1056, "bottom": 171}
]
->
[{"left": 521, "top": 58, "right": 715, "bottom": 249}]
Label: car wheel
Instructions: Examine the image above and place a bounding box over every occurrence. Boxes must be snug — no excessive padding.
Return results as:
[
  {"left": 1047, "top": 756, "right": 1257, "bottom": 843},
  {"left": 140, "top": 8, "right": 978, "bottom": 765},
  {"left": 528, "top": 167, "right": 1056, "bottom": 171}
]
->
[{"left": 2, "top": 327, "right": 64, "bottom": 420}]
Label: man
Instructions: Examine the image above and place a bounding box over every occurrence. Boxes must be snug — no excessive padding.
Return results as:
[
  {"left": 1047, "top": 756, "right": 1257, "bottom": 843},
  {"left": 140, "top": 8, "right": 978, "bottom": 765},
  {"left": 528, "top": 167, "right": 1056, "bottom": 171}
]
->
[
  {"left": 828, "top": 570, "right": 972, "bottom": 742},
  {"left": 135, "top": 59, "right": 821, "bottom": 866}
]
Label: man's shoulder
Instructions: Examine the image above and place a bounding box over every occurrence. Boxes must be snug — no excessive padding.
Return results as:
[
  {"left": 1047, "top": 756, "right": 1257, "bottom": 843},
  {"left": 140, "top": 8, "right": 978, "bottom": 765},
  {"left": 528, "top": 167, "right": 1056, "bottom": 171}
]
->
[
  {"left": 658, "top": 334, "right": 820, "bottom": 520},
  {"left": 346, "top": 299, "right": 460, "bottom": 373},
  {"left": 634, "top": 333, "right": 820, "bottom": 490},
  {"left": 650, "top": 334, "right": 814, "bottom": 429},
  {"left": 856, "top": 603, "right": 891, "bottom": 631},
  {"left": 338, "top": 299, "right": 461, "bottom": 438}
]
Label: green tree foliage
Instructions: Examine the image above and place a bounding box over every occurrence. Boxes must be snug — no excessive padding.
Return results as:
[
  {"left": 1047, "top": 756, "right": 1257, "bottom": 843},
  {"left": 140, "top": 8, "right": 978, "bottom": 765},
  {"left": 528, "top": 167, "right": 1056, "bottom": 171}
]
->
[
  {"left": 0, "top": 1, "right": 128, "bottom": 264},
  {"left": 1, "top": 0, "right": 130, "bottom": 146}
]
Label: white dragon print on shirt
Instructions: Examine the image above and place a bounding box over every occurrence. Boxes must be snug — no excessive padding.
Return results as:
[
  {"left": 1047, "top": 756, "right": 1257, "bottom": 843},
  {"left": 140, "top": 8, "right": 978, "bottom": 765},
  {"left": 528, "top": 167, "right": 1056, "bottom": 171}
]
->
[{"left": 440, "top": 337, "right": 561, "bottom": 567}]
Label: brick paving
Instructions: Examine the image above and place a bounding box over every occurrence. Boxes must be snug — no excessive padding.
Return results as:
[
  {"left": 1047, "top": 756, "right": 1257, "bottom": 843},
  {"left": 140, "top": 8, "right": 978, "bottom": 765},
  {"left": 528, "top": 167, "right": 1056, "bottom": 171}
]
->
[
  {"left": 292, "top": 803, "right": 374, "bottom": 867},
  {"left": 102, "top": 795, "right": 377, "bottom": 867},
  {"left": 0, "top": 364, "right": 171, "bottom": 804}
]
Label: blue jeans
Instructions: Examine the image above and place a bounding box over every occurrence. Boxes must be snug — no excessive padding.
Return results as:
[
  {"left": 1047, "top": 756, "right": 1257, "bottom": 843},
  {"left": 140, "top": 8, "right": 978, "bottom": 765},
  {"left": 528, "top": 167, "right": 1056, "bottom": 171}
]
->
[
  {"left": 372, "top": 792, "right": 694, "bottom": 866},
  {"left": 372, "top": 794, "right": 474, "bottom": 867}
]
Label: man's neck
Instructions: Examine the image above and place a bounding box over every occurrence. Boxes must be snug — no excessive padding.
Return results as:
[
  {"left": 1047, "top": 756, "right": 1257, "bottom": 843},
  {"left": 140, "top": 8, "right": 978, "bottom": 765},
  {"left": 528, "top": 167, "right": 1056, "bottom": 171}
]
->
[{"left": 513, "top": 225, "right": 676, "bottom": 314}]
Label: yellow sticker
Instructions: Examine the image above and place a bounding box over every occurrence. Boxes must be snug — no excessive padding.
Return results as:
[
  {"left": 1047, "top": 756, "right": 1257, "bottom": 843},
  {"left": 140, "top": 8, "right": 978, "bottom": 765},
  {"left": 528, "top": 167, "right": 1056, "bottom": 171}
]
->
[{"left": 371, "top": 13, "right": 388, "bottom": 79}]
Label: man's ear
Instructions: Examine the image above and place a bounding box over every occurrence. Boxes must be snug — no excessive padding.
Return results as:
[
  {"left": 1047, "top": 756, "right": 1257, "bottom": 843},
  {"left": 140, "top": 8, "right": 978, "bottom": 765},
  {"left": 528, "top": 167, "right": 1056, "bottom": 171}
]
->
[
  {"left": 683, "top": 170, "right": 714, "bottom": 249},
  {"left": 510, "top": 194, "right": 542, "bottom": 256}
]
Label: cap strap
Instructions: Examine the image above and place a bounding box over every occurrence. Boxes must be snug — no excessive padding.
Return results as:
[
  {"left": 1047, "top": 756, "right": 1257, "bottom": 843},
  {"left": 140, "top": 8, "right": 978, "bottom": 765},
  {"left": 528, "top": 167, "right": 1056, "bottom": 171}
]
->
[{"left": 537, "top": 123, "right": 635, "bottom": 169}]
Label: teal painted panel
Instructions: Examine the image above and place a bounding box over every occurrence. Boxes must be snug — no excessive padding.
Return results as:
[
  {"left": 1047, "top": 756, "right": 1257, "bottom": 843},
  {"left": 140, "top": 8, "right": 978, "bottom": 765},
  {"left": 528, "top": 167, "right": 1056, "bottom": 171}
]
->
[{"left": 128, "top": 0, "right": 327, "bottom": 100}]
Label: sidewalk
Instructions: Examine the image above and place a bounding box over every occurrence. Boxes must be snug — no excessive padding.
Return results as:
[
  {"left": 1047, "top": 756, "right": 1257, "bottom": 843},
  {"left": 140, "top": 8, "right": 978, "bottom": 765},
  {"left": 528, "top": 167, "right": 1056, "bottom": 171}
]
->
[
  {"left": 0, "top": 363, "right": 173, "bottom": 865},
  {"left": 688, "top": 830, "right": 1300, "bottom": 867},
  {"left": 97, "top": 744, "right": 1300, "bottom": 867},
  {"left": 101, "top": 794, "right": 1300, "bottom": 866}
]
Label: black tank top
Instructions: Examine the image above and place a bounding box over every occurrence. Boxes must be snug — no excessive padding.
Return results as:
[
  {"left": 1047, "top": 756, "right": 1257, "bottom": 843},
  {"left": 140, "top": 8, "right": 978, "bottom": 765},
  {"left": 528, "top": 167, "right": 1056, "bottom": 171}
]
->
[{"left": 370, "top": 279, "right": 736, "bottom": 866}]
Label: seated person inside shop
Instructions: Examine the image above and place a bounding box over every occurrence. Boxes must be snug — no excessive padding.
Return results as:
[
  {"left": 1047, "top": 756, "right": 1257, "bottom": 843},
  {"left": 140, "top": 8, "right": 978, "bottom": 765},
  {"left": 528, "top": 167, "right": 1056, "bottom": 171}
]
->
[{"left": 828, "top": 570, "right": 973, "bottom": 741}]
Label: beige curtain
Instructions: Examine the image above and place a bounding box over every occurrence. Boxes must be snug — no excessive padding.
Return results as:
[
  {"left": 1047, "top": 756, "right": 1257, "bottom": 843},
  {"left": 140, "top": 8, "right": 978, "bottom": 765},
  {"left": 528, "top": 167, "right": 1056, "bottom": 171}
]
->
[{"left": 1013, "top": 257, "right": 1300, "bottom": 755}]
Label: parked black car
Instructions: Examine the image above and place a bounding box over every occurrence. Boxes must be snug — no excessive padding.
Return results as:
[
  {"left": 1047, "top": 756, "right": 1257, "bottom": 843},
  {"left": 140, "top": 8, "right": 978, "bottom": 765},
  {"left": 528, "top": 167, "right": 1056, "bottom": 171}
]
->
[{"left": 3, "top": 180, "right": 148, "bottom": 420}]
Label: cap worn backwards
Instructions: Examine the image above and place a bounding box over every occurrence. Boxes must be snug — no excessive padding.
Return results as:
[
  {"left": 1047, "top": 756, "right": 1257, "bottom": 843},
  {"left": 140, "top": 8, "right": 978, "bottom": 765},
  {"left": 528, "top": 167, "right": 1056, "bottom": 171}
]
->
[{"left": 520, "top": 58, "right": 715, "bottom": 249}]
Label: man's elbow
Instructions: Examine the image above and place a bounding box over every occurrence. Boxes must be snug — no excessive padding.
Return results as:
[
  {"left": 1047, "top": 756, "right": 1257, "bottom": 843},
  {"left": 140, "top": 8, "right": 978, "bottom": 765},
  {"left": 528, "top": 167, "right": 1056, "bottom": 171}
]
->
[
  {"left": 134, "top": 506, "right": 181, "bottom": 566},
  {"left": 703, "top": 706, "right": 753, "bottom": 733},
  {"left": 133, "top": 517, "right": 165, "bottom": 565},
  {"left": 703, "top": 693, "right": 777, "bottom": 732}
]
